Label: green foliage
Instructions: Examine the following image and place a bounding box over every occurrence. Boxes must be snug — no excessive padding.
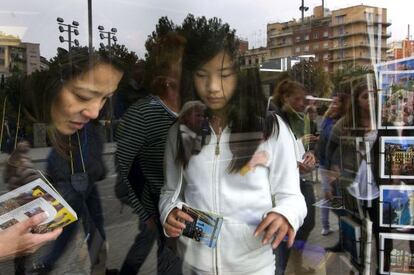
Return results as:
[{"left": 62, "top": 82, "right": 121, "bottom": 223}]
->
[
  {"left": 330, "top": 64, "right": 373, "bottom": 89},
  {"left": 287, "top": 59, "right": 333, "bottom": 98},
  {"left": 99, "top": 44, "right": 140, "bottom": 71},
  {"left": 144, "top": 16, "right": 178, "bottom": 59}
]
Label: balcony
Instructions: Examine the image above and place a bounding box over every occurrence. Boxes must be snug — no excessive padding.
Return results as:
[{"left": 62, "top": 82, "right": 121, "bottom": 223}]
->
[
  {"left": 268, "top": 31, "right": 293, "bottom": 38},
  {"left": 330, "top": 19, "right": 392, "bottom": 27},
  {"left": 329, "top": 55, "right": 372, "bottom": 63},
  {"left": 329, "top": 41, "right": 390, "bottom": 51},
  {"left": 330, "top": 31, "right": 392, "bottom": 39},
  {"left": 268, "top": 41, "right": 293, "bottom": 49}
]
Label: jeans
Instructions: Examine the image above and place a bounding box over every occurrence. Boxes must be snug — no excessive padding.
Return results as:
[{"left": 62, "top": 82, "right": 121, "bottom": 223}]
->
[
  {"left": 120, "top": 219, "right": 182, "bottom": 275},
  {"left": 274, "top": 180, "right": 315, "bottom": 275}
]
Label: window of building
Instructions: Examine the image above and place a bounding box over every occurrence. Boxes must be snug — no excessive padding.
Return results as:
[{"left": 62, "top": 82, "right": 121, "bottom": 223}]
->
[
  {"left": 323, "top": 31, "right": 329, "bottom": 38},
  {"left": 336, "top": 15, "right": 345, "bottom": 24},
  {"left": 323, "top": 42, "right": 329, "bottom": 48},
  {"left": 305, "top": 34, "right": 309, "bottom": 41},
  {"left": 323, "top": 53, "right": 329, "bottom": 60},
  {"left": 313, "top": 33, "right": 318, "bottom": 39},
  {"left": 304, "top": 45, "right": 309, "bottom": 52},
  {"left": 0, "top": 47, "right": 4, "bottom": 54},
  {"left": 255, "top": 58, "right": 259, "bottom": 64},
  {"left": 0, "top": 58, "right": 4, "bottom": 65},
  {"left": 313, "top": 44, "right": 319, "bottom": 50},
  {"left": 295, "top": 47, "right": 300, "bottom": 53},
  {"left": 296, "top": 36, "right": 300, "bottom": 42}
]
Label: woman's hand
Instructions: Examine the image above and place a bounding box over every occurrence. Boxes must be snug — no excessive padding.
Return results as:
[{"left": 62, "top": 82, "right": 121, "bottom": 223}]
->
[
  {"left": 164, "top": 208, "right": 194, "bottom": 237},
  {"left": 4, "top": 142, "right": 39, "bottom": 190},
  {"left": 298, "top": 151, "right": 316, "bottom": 174},
  {"left": 0, "top": 213, "right": 62, "bottom": 261},
  {"left": 254, "top": 212, "right": 295, "bottom": 250}
]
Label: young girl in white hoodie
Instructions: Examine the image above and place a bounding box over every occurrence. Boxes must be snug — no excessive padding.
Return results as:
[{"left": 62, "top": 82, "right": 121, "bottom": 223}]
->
[{"left": 159, "top": 16, "right": 307, "bottom": 275}]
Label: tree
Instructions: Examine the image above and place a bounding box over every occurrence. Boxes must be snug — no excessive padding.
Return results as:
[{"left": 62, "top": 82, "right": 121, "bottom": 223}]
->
[
  {"left": 288, "top": 59, "right": 333, "bottom": 98},
  {"left": 330, "top": 64, "right": 373, "bottom": 89},
  {"left": 144, "top": 16, "right": 178, "bottom": 59}
]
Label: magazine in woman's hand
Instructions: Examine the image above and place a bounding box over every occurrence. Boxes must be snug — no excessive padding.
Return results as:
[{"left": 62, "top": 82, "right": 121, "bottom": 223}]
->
[
  {"left": 0, "top": 176, "right": 78, "bottom": 233},
  {"left": 182, "top": 205, "right": 223, "bottom": 248}
]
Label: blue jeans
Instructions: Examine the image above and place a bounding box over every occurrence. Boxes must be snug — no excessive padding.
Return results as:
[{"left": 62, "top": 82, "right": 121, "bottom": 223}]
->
[{"left": 120, "top": 219, "right": 182, "bottom": 275}]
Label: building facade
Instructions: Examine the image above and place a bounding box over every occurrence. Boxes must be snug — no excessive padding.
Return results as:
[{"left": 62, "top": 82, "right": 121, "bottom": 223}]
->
[
  {"left": 387, "top": 40, "right": 414, "bottom": 60},
  {"left": 267, "top": 5, "right": 391, "bottom": 72},
  {"left": 0, "top": 32, "right": 41, "bottom": 77}
]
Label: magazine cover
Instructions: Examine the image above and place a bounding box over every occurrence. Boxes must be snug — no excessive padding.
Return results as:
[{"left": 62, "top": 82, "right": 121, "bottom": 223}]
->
[
  {"left": 313, "top": 196, "right": 344, "bottom": 210},
  {"left": 181, "top": 205, "right": 223, "bottom": 248},
  {"left": 0, "top": 177, "right": 78, "bottom": 233}
]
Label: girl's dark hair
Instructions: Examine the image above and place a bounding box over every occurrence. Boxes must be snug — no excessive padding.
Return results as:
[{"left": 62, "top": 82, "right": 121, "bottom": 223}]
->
[
  {"left": 177, "top": 15, "right": 275, "bottom": 172},
  {"left": 144, "top": 32, "right": 186, "bottom": 94},
  {"left": 272, "top": 78, "right": 306, "bottom": 109},
  {"left": 18, "top": 47, "right": 124, "bottom": 153},
  {"left": 342, "top": 76, "right": 376, "bottom": 130}
]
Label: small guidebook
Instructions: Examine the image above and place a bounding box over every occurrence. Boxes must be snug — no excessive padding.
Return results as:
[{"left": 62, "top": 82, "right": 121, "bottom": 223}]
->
[
  {"left": 0, "top": 175, "right": 78, "bottom": 233},
  {"left": 313, "top": 196, "right": 344, "bottom": 210},
  {"left": 181, "top": 205, "right": 223, "bottom": 248}
]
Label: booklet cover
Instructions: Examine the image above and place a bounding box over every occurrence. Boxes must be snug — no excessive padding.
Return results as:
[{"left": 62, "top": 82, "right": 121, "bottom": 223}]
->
[
  {"left": 181, "top": 205, "right": 223, "bottom": 248},
  {"left": 313, "top": 196, "right": 344, "bottom": 210},
  {"left": 0, "top": 177, "right": 78, "bottom": 233}
]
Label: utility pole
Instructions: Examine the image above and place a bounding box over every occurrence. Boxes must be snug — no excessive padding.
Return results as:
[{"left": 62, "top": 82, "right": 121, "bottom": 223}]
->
[
  {"left": 299, "top": 0, "right": 309, "bottom": 84},
  {"left": 88, "top": 0, "right": 93, "bottom": 53}
]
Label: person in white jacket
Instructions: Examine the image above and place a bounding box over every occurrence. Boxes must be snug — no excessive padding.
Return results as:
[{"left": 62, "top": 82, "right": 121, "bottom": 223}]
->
[{"left": 159, "top": 16, "right": 307, "bottom": 275}]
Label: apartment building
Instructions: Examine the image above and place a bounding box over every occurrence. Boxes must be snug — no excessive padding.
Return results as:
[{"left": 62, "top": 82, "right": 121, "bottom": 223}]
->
[
  {"left": 267, "top": 4, "right": 391, "bottom": 72},
  {"left": 240, "top": 46, "right": 270, "bottom": 69},
  {"left": 387, "top": 40, "right": 414, "bottom": 60},
  {"left": 0, "top": 32, "right": 41, "bottom": 77},
  {"left": 330, "top": 5, "right": 390, "bottom": 71}
]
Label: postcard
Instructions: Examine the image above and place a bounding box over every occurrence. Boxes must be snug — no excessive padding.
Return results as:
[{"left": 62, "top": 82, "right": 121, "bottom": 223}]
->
[
  {"left": 378, "top": 90, "right": 414, "bottom": 129},
  {"left": 376, "top": 57, "right": 414, "bottom": 75},
  {"left": 380, "top": 137, "right": 414, "bottom": 179},
  {"left": 380, "top": 185, "right": 414, "bottom": 229},
  {"left": 379, "top": 71, "right": 414, "bottom": 92},
  {"left": 379, "top": 232, "right": 414, "bottom": 274}
]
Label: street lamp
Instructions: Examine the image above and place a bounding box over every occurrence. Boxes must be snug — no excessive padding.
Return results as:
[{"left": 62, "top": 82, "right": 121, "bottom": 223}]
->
[
  {"left": 57, "top": 17, "right": 80, "bottom": 50},
  {"left": 299, "top": 0, "right": 309, "bottom": 23},
  {"left": 97, "top": 25, "right": 118, "bottom": 48}
]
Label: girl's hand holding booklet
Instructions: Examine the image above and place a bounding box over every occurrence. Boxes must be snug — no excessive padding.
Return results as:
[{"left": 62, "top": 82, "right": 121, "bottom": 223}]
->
[
  {"left": 181, "top": 205, "right": 223, "bottom": 248},
  {"left": 0, "top": 172, "right": 77, "bottom": 233}
]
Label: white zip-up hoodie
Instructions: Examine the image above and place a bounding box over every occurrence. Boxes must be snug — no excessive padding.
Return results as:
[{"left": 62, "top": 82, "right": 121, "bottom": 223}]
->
[{"left": 159, "top": 115, "right": 307, "bottom": 275}]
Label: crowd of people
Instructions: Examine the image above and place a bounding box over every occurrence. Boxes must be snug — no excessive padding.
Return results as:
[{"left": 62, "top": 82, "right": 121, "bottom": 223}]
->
[{"left": 0, "top": 14, "right": 401, "bottom": 275}]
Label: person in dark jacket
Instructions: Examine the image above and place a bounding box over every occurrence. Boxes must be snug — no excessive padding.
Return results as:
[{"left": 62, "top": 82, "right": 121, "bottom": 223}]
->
[{"left": 3, "top": 47, "right": 123, "bottom": 273}]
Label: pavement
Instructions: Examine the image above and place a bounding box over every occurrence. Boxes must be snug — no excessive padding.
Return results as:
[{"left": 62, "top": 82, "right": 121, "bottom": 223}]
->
[{"left": 0, "top": 145, "right": 369, "bottom": 275}]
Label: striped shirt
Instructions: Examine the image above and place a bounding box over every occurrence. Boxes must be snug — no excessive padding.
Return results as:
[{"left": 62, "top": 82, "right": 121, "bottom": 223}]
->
[{"left": 115, "top": 95, "right": 177, "bottom": 221}]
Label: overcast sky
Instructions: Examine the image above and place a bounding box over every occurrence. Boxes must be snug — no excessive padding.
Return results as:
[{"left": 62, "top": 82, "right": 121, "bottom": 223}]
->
[{"left": 0, "top": 0, "right": 413, "bottom": 59}]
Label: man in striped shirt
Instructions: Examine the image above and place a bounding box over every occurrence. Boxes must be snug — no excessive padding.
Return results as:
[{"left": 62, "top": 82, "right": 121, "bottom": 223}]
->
[{"left": 115, "top": 33, "right": 185, "bottom": 274}]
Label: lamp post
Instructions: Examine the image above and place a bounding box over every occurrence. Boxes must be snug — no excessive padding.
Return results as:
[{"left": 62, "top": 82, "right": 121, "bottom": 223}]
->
[
  {"left": 97, "top": 25, "right": 117, "bottom": 48},
  {"left": 299, "top": 0, "right": 309, "bottom": 84},
  {"left": 97, "top": 25, "right": 118, "bottom": 142},
  {"left": 299, "top": 0, "right": 309, "bottom": 24},
  {"left": 57, "top": 17, "right": 80, "bottom": 50}
]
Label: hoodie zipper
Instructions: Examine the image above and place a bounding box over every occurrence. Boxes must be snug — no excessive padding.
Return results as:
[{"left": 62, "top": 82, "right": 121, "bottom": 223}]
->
[{"left": 211, "top": 126, "right": 221, "bottom": 275}]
